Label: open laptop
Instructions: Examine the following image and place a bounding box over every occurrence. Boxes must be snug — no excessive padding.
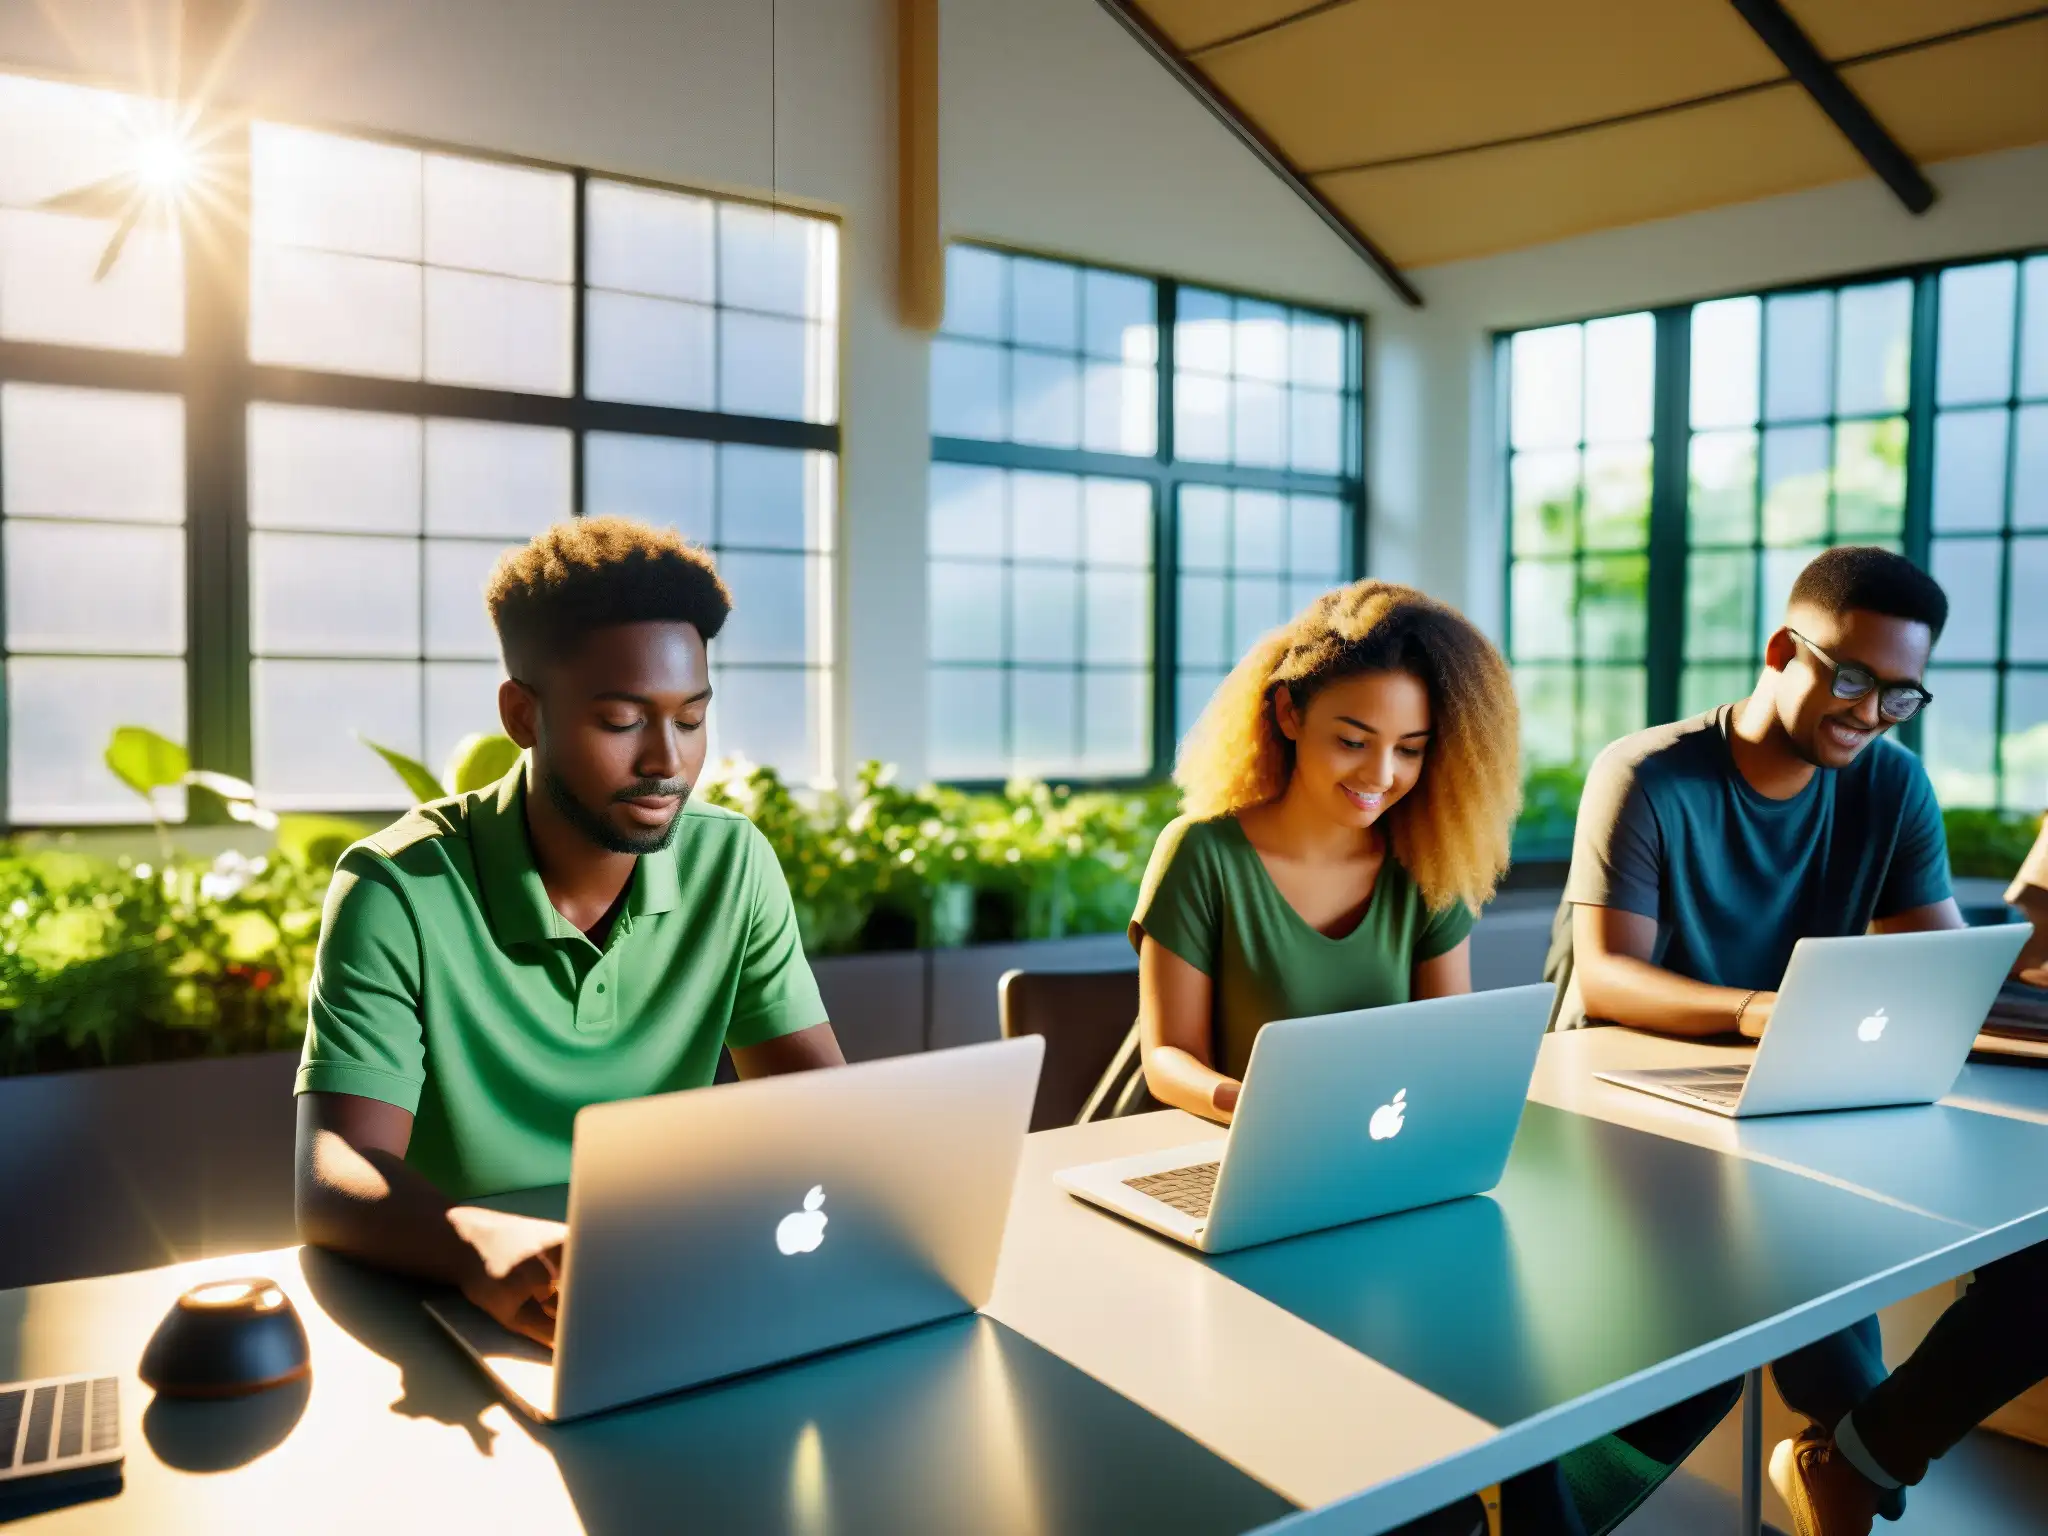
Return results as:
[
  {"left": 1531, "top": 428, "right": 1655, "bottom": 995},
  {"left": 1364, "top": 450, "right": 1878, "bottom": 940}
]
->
[
  {"left": 1597, "top": 924, "right": 2030, "bottom": 1118},
  {"left": 425, "top": 1034, "right": 1043, "bottom": 1421},
  {"left": 1055, "top": 984, "right": 1552, "bottom": 1255}
]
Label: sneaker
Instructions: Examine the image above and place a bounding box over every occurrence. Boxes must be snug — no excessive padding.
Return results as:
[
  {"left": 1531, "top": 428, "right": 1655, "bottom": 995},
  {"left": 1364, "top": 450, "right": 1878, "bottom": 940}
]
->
[{"left": 1769, "top": 1429, "right": 1881, "bottom": 1536}]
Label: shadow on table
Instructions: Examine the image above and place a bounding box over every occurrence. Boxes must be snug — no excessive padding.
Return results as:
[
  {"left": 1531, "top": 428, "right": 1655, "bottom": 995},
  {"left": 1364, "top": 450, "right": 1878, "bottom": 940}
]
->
[
  {"left": 143, "top": 1374, "right": 311, "bottom": 1472},
  {"left": 539, "top": 1314, "right": 1295, "bottom": 1536},
  {"left": 299, "top": 1247, "right": 503, "bottom": 1456}
]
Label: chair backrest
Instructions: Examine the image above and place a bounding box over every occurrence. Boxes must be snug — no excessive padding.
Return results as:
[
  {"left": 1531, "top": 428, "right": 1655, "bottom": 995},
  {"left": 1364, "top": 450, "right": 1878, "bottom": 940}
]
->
[
  {"left": 998, "top": 968, "right": 1141, "bottom": 1131},
  {"left": 1543, "top": 893, "right": 1581, "bottom": 1032}
]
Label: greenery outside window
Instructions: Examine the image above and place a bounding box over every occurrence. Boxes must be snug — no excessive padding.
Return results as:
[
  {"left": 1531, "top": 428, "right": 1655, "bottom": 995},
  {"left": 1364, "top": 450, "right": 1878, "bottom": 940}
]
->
[{"left": 1503, "top": 252, "right": 2048, "bottom": 854}]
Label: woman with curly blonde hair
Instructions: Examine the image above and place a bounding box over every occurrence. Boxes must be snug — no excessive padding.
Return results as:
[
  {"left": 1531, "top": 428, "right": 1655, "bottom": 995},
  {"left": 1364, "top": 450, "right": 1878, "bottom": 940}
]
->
[
  {"left": 1132, "top": 583, "right": 1724, "bottom": 1536},
  {"left": 1128, "top": 579, "right": 1521, "bottom": 1122}
]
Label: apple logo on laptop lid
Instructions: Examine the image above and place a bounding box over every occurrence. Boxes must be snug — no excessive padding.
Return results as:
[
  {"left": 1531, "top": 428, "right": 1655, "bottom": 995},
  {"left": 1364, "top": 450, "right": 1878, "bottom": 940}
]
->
[
  {"left": 776, "top": 1185, "right": 829, "bottom": 1255},
  {"left": 1369, "top": 1089, "right": 1407, "bottom": 1142},
  {"left": 1857, "top": 1007, "right": 1889, "bottom": 1044}
]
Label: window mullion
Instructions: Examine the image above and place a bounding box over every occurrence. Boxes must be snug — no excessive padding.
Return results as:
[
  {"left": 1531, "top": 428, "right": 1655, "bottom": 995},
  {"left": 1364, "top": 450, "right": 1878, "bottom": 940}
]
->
[
  {"left": 1898, "top": 272, "right": 1940, "bottom": 757},
  {"left": 185, "top": 116, "right": 255, "bottom": 801},
  {"left": 1646, "top": 306, "right": 1692, "bottom": 727},
  {"left": 1152, "top": 281, "right": 1178, "bottom": 779}
]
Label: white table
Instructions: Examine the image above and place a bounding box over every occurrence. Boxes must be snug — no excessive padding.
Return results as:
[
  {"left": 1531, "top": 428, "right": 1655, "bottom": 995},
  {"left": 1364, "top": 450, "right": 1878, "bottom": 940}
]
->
[{"left": 10, "top": 1031, "right": 2048, "bottom": 1535}]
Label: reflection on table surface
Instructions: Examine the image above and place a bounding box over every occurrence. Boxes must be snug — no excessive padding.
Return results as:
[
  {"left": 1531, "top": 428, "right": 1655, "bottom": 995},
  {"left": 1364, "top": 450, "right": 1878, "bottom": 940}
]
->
[
  {"left": 1212, "top": 1104, "right": 1962, "bottom": 1427},
  {"left": 3, "top": 1246, "right": 1292, "bottom": 1536}
]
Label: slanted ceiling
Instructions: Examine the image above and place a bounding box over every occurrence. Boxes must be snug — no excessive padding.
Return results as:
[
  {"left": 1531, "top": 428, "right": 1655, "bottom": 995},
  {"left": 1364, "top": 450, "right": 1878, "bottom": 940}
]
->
[{"left": 1119, "top": 0, "right": 2048, "bottom": 271}]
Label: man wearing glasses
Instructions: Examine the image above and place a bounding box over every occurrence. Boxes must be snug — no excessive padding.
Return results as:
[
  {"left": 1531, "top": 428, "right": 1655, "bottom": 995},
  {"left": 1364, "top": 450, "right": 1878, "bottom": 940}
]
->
[
  {"left": 1770, "top": 805, "right": 2048, "bottom": 1534},
  {"left": 1561, "top": 544, "right": 1962, "bottom": 1528}
]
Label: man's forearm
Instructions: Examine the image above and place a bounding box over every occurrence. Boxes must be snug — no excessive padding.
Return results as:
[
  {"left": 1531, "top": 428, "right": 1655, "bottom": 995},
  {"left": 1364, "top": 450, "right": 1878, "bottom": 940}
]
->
[
  {"left": 1578, "top": 951, "right": 1756, "bottom": 1039},
  {"left": 295, "top": 1129, "right": 478, "bottom": 1287}
]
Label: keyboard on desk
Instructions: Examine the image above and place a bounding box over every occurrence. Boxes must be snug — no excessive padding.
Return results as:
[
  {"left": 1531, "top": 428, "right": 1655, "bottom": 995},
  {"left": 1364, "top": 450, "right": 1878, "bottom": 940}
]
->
[
  {"left": 1126, "top": 1161, "right": 1220, "bottom": 1220},
  {"left": 1629, "top": 1065, "right": 1751, "bottom": 1107},
  {"left": 0, "top": 1373, "right": 122, "bottom": 1497}
]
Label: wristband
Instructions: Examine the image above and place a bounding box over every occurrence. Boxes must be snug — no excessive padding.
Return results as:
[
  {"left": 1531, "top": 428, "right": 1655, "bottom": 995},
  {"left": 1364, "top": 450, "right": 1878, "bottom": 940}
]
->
[{"left": 1735, "top": 989, "right": 1759, "bottom": 1032}]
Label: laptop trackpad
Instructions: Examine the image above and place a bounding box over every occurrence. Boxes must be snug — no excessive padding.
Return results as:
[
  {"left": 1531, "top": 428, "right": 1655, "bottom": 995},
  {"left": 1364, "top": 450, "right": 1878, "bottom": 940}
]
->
[{"left": 424, "top": 1294, "right": 557, "bottom": 1420}]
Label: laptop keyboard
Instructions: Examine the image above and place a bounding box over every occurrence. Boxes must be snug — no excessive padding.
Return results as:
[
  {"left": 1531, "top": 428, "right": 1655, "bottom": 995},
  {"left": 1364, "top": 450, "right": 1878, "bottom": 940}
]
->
[
  {"left": 1647, "top": 1065, "right": 1750, "bottom": 1106},
  {"left": 0, "top": 1375, "right": 120, "bottom": 1481},
  {"left": 1126, "top": 1161, "right": 1220, "bottom": 1219}
]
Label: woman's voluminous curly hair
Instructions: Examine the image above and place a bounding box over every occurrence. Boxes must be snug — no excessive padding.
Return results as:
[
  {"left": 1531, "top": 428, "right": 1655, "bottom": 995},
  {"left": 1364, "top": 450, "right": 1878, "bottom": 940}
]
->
[{"left": 1174, "top": 581, "right": 1522, "bottom": 914}]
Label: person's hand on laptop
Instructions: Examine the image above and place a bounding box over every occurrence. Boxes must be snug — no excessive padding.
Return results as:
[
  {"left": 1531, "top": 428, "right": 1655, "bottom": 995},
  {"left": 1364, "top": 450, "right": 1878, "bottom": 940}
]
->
[{"left": 446, "top": 1206, "right": 566, "bottom": 1347}]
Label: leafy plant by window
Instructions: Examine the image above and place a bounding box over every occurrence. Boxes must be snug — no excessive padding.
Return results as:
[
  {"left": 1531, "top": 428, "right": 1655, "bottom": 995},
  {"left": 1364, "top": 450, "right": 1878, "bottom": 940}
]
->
[{"left": 1, "top": 726, "right": 1180, "bottom": 1076}]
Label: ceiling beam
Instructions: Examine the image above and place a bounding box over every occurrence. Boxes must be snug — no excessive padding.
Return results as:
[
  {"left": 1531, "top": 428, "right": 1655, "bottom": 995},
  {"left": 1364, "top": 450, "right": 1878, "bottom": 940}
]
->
[
  {"left": 1094, "top": 0, "right": 1422, "bottom": 308},
  {"left": 1726, "top": 0, "right": 1935, "bottom": 214}
]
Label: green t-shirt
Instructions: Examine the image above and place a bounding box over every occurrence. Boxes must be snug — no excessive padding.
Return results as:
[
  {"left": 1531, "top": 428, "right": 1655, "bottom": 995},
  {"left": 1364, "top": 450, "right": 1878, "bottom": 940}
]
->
[
  {"left": 295, "top": 761, "right": 827, "bottom": 1200},
  {"left": 1130, "top": 815, "right": 1475, "bottom": 1080}
]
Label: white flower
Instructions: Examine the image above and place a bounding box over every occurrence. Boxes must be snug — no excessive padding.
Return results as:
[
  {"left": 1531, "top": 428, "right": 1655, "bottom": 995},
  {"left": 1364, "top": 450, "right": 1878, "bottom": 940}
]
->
[{"left": 200, "top": 850, "right": 258, "bottom": 903}]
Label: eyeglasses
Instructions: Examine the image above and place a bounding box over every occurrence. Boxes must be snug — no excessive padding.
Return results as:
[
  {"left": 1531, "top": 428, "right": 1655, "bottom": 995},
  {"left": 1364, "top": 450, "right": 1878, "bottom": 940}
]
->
[{"left": 1786, "top": 630, "right": 1934, "bottom": 724}]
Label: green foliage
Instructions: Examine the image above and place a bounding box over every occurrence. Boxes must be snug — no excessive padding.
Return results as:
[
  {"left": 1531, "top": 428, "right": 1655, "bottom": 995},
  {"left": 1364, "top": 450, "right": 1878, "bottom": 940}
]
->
[
  {"left": 1517, "top": 764, "right": 1588, "bottom": 849},
  {"left": 695, "top": 761, "right": 1183, "bottom": 957},
  {"left": 445, "top": 733, "right": 522, "bottom": 795},
  {"left": 1945, "top": 808, "right": 2046, "bottom": 881},
  {"left": 360, "top": 736, "right": 448, "bottom": 804},
  {"left": 104, "top": 726, "right": 189, "bottom": 799},
  {"left": 0, "top": 844, "right": 333, "bottom": 1076},
  {"left": 6, "top": 723, "right": 1181, "bottom": 1074}
]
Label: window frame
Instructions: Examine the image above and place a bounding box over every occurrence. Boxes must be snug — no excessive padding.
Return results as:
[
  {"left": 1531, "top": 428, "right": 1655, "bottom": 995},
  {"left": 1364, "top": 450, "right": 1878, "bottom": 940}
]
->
[
  {"left": 928, "top": 241, "right": 1369, "bottom": 790},
  {"left": 1499, "top": 244, "right": 2048, "bottom": 856},
  {"left": 0, "top": 101, "right": 842, "bottom": 828}
]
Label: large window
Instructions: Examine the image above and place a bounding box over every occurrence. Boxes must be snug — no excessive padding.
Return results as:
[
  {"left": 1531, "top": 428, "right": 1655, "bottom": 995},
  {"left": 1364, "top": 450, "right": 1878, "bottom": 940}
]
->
[
  {"left": 0, "top": 73, "right": 839, "bottom": 824},
  {"left": 1683, "top": 282, "right": 1912, "bottom": 716},
  {"left": 1502, "top": 252, "right": 2048, "bottom": 848},
  {"left": 927, "top": 245, "right": 1363, "bottom": 783},
  {"left": 1506, "top": 314, "right": 1655, "bottom": 776}
]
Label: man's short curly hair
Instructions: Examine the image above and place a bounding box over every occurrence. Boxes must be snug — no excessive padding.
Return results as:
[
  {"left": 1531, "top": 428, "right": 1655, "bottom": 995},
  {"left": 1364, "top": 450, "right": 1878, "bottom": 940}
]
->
[{"left": 486, "top": 515, "right": 732, "bottom": 674}]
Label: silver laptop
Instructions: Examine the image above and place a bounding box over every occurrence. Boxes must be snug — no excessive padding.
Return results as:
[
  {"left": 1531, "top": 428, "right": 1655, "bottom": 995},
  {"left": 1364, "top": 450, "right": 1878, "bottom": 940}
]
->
[
  {"left": 426, "top": 1035, "right": 1043, "bottom": 1421},
  {"left": 1055, "top": 985, "right": 1552, "bottom": 1255},
  {"left": 1598, "top": 925, "right": 2030, "bottom": 1118}
]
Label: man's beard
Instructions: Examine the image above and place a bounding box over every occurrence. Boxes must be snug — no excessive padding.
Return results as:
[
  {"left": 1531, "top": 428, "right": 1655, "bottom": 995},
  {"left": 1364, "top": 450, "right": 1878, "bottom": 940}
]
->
[{"left": 542, "top": 766, "right": 690, "bottom": 855}]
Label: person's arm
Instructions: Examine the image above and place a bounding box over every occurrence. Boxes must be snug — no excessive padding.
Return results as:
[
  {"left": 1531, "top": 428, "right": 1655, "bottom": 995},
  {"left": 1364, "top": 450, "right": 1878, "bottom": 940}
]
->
[
  {"left": 1412, "top": 937, "right": 1472, "bottom": 1000},
  {"left": 732, "top": 1020, "right": 845, "bottom": 1077},
  {"left": 1870, "top": 898, "right": 1966, "bottom": 935},
  {"left": 294, "top": 1093, "right": 564, "bottom": 1346},
  {"left": 1573, "top": 903, "right": 1774, "bottom": 1040},
  {"left": 721, "top": 824, "right": 842, "bottom": 1070},
  {"left": 1866, "top": 759, "right": 1963, "bottom": 938},
  {"left": 292, "top": 852, "right": 561, "bottom": 1344},
  {"left": 1558, "top": 743, "right": 1766, "bottom": 1038},
  {"left": 1137, "top": 935, "right": 1238, "bottom": 1123}
]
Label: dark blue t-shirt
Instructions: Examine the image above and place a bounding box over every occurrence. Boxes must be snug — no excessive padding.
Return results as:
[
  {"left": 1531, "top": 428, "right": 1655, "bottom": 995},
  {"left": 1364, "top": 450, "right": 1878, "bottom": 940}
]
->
[{"left": 1561, "top": 706, "right": 1951, "bottom": 1027}]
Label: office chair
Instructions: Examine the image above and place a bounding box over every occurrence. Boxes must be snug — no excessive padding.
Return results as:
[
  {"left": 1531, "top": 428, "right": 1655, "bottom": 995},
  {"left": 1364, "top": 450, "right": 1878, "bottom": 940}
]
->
[{"left": 997, "top": 968, "right": 1153, "bottom": 1130}]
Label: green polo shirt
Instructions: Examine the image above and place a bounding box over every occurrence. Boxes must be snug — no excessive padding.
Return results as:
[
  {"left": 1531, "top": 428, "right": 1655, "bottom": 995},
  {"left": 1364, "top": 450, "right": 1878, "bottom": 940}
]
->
[{"left": 294, "top": 762, "right": 827, "bottom": 1200}]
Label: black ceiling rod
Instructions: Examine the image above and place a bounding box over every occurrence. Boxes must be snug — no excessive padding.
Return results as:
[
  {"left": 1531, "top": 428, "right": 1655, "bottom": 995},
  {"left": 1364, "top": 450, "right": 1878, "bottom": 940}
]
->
[
  {"left": 1094, "top": 0, "right": 1423, "bottom": 308},
  {"left": 1726, "top": 0, "right": 1936, "bottom": 214}
]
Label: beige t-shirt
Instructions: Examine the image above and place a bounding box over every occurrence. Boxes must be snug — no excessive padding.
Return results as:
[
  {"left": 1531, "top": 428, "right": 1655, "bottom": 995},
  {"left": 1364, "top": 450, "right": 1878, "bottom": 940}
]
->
[
  {"left": 2007, "top": 814, "right": 2048, "bottom": 905},
  {"left": 2009, "top": 816, "right": 2048, "bottom": 980}
]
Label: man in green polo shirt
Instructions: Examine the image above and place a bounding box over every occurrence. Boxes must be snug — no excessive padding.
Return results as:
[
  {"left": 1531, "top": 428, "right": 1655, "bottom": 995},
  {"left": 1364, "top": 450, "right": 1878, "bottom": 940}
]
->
[{"left": 294, "top": 515, "right": 843, "bottom": 1346}]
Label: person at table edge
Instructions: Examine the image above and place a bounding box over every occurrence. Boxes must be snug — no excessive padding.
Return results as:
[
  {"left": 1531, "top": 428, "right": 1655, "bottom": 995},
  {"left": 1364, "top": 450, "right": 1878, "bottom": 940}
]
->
[
  {"left": 293, "top": 517, "right": 844, "bottom": 1347},
  {"left": 1564, "top": 544, "right": 1966, "bottom": 1527},
  {"left": 1131, "top": 581, "right": 1706, "bottom": 1535},
  {"left": 1770, "top": 808, "right": 2048, "bottom": 1536}
]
